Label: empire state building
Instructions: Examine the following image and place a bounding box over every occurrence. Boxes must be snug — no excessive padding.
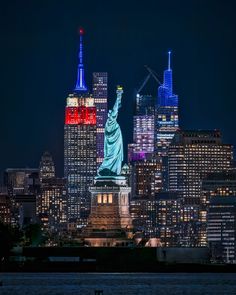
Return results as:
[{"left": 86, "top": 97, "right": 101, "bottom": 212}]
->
[{"left": 64, "top": 28, "right": 97, "bottom": 226}]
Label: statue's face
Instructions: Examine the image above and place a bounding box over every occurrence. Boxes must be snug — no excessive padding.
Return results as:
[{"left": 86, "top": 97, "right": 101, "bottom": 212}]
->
[{"left": 108, "top": 110, "right": 112, "bottom": 118}]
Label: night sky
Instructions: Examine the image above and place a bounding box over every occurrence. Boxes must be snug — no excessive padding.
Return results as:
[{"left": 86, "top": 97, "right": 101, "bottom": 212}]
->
[{"left": 1, "top": 0, "right": 236, "bottom": 178}]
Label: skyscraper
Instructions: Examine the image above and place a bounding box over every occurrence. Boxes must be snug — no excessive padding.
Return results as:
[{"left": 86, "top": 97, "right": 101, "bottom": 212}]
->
[
  {"left": 38, "top": 177, "right": 67, "bottom": 233},
  {"left": 130, "top": 192, "right": 180, "bottom": 244},
  {"left": 64, "top": 94, "right": 97, "bottom": 225},
  {"left": 207, "top": 196, "right": 236, "bottom": 263},
  {"left": 128, "top": 94, "right": 155, "bottom": 162},
  {"left": 128, "top": 74, "right": 158, "bottom": 199},
  {"left": 38, "top": 152, "right": 67, "bottom": 233},
  {"left": 4, "top": 168, "right": 40, "bottom": 196},
  {"left": 64, "top": 29, "right": 97, "bottom": 226},
  {"left": 4, "top": 168, "right": 40, "bottom": 227},
  {"left": 130, "top": 157, "right": 162, "bottom": 198},
  {"left": 93, "top": 72, "right": 108, "bottom": 165},
  {"left": 39, "top": 151, "right": 55, "bottom": 182},
  {"left": 0, "top": 193, "right": 11, "bottom": 224},
  {"left": 156, "top": 52, "right": 179, "bottom": 153},
  {"left": 168, "top": 130, "right": 233, "bottom": 247},
  {"left": 168, "top": 130, "right": 233, "bottom": 204},
  {"left": 202, "top": 170, "right": 236, "bottom": 203}
]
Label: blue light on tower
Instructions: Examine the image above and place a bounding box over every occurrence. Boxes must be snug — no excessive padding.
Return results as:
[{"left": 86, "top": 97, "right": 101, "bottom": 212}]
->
[
  {"left": 158, "top": 51, "right": 178, "bottom": 107},
  {"left": 155, "top": 50, "right": 179, "bottom": 157},
  {"left": 74, "top": 28, "right": 88, "bottom": 92}
]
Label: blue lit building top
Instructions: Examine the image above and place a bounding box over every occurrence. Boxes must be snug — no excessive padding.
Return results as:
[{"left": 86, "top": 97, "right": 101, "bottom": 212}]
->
[
  {"left": 158, "top": 51, "right": 178, "bottom": 107},
  {"left": 74, "top": 28, "right": 88, "bottom": 93}
]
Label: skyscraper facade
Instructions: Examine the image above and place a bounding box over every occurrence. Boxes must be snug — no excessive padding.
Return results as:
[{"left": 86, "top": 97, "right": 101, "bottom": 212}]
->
[
  {"left": 4, "top": 168, "right": 39, "bottom": 196},
  {"left": 130, "top": 192, "right": 180, "bottom": 245},
  {"left": 136, "top": 94, "right": 155, "bottom": 116},
  {"left": 38, "top": 177, "right": 67, "bottom": 233},
  {"left": 130, "top": 157, "right": 162, "bottom": 198},
  {"left": 202, "top": 170, "right": 236, "bottom": 204},
  {"left": 64, "top": 29, "right": 97, "bottom": 225},
  {"left": 155, "top": 52, "right": 179, "bottom": 158},
  {"left": 93, "top": 72, "right": 108, "bottom": 165},
  {"left": 168, "top": 130, "right": 233, "bottom": 204},
  {"left": 4, "top": 168, "right": 40, "bottom": 227},
  {"left": 128, "top": 94, "right": 155, "bottom": 162},
  {"left": 207, "top": 196, "right": 236, "bottom": 263},
  {"left": 0, "top": 193, "right": 11, "bottom": 224},
  {"left": 38, "top": 152, "right": 67, "bottom": 233},
  {"left": 64, "top": 93, "right": 97, "bottom": 225},
  {"left": 168, "top": 130, "right": 233, "bottom": 247},
  {"left": 39, "top": 151, "right": 55, "bottom": 182}
]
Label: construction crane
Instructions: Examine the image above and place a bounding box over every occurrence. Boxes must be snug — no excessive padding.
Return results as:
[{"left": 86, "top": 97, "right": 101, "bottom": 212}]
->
[
  {"left": 136, "top": 73, "right": 152, "bottom": 94},
  {"left": 136, "top": 66, "right": 162, "bottom": 95},
  {"left": 144, "top": 65, "right": 162, "bottom": 85}
]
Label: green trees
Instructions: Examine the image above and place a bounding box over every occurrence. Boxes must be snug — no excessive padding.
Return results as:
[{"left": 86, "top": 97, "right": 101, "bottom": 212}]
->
[
  {"left": 0, "top": 222, "right": 22, "bottom": 259},
  {"left": 24, "top": 223, "right": 46, "bottom": 246}
]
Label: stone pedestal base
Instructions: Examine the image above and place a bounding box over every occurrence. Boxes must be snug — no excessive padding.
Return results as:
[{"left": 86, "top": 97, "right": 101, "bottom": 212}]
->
[{"left": 83, "top": 176, "right": 133, "bottom": 247}]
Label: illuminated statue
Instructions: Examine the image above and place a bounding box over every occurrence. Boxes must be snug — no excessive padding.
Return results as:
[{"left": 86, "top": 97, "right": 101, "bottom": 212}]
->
[{"left": 98, "top": 86, "right": 124, "bottom": 176}]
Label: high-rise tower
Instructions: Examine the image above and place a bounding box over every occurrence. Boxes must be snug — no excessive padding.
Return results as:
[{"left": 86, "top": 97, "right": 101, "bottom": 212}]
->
[
  {"left": 64, "top": 94, "right": 97, "bottom": 225},
  {"left": 39, "top": 151, "right": 55, "bottom": 182},
  {"left": 38, "top": 152, "right": 67, "bottom": 233},
  {"left": 128, "top": 67, "right": 161, "bottom": 200},
  {"left": 64, "top": 29, "right": 97, "bottom": 226},
  {"left": 155, "top": 52, "right": 179, "bottom": 190},
  {"left": 93, "top": 72, "right": 108, "bottom": 165},
  {"left": 168, "top": 130, "right": 233, "bottom": 204},
  {"left": 156, "top": 51, "right": 179, "bottom": 157}
]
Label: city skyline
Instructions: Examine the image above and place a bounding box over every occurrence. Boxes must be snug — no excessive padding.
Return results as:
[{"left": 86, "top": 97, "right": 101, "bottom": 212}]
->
[
  {"left": 1, "top": 0, "right": 236, "bottom": 177},
  {"left": 1, "top": 1, "right": 236, "bottom": 272}
]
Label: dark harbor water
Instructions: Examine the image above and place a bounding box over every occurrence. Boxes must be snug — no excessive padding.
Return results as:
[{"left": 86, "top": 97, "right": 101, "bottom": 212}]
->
[{"left": 1, "top": 273, "right": 236, "bottom": 295}]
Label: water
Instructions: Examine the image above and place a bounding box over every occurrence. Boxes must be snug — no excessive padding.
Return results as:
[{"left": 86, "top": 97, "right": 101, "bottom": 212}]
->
[{"left": 0, "top": 273, "right": 236, "bottom": 295}]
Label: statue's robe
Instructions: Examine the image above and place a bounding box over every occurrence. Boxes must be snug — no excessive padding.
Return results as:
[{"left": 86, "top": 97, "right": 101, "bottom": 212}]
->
[{"left": 98, "top": 97, "right": 123, "bottom": 176}]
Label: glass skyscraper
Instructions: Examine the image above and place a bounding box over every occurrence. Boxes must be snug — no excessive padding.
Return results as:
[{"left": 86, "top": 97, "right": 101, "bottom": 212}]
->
[
  {"left": 155, "top": 51, "right": 179, "bottom": 157},
  {"left": 93, "top": 72, "right": 108, "bottom": 165},
  {"left": 128, "top": 94, "right": 155, "bottom": 162}
]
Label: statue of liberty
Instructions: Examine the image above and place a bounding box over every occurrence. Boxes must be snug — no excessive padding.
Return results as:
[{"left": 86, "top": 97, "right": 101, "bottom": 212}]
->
[{"left": 98, "top": 86, "right": 124, "bottom": 177}]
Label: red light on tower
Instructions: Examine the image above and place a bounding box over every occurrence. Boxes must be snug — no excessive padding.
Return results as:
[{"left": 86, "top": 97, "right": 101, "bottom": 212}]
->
[
  {"left": 79, "top": 27, "right": 84, "bottom": 35},
  {"left": 78, "top": 106, "right": 96, "bottom": 125},
  {"left": 65, "top": 106, "right": 96, "bottom": 125},
  {"left": 65, "top": 107, "right": 79, "bottom": 124}
]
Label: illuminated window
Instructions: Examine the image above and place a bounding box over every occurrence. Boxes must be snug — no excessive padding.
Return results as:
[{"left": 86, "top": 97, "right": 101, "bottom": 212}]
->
[
  {"left": 97, "top": 194, "right": 102, "bottom": 203},
  {"left": 103, "top": 194, "right": 107, "bottom": 203},
  {"left": 108, "top": 194, "right": 112, "bottom": 203}
]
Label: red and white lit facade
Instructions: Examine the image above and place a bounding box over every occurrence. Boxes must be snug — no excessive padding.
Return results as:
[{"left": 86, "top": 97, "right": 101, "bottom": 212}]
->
[
  {"left": 64, "top": 94, "right": 97, "bottom": 224},
  {"left": 64, "top": 28, "right": 98, "bottom": 225}
]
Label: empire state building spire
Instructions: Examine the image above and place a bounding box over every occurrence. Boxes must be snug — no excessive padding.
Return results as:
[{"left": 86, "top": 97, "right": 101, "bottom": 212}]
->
[{"left": 74, "top": 28, "right": 88, "bottom": 92}]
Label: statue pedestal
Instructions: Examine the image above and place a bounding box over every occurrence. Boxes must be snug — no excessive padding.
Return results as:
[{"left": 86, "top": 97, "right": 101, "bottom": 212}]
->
[{"left": 83, "top": 176, "right": 133, "bottom": 247}]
